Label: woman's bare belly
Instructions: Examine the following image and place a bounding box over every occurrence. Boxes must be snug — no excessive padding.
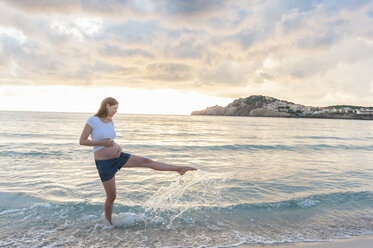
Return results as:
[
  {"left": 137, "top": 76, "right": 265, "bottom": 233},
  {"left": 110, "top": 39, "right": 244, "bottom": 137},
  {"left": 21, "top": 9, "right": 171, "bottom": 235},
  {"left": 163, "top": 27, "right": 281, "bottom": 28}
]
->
[{"left": 94, "top": 143, "right": 120, "bottom": 160}]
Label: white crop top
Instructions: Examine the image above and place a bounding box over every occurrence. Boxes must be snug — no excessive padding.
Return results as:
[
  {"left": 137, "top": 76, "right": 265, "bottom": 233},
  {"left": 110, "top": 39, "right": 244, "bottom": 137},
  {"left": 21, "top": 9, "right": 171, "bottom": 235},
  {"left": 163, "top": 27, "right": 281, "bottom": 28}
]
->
[{"left": 86, "top": 116, "right": 116, "bottom": 152}]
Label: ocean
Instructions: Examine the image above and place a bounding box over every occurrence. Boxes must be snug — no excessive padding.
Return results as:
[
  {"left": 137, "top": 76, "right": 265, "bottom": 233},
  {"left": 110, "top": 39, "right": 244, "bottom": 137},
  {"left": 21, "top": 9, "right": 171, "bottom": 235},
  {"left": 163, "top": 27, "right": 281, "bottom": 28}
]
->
[{"left": 0, "top": 111, "right": 372, "bottom": 247}]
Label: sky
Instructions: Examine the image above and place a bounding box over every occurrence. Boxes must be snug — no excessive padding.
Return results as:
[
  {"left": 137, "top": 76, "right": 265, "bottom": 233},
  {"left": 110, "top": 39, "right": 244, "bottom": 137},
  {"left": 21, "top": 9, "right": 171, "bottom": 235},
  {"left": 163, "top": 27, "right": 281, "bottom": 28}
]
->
[{"left": 0, "top": 0, "right": 373, "bottom": 114}]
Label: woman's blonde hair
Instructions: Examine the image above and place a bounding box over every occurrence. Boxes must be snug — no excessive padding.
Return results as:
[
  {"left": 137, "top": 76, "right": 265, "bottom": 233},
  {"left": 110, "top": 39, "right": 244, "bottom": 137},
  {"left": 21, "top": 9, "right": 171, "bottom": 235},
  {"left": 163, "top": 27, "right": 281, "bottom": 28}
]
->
[{"left": 95, "top": 97, "right": 119, "bottom": 118}]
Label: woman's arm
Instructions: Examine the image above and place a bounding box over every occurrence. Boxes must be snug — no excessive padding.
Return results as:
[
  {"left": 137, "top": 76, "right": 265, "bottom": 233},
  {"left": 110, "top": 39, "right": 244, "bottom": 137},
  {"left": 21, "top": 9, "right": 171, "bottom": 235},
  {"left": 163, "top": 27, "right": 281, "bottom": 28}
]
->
[{"left": 79, "top": 124, "right": 114, "bottom": 147}]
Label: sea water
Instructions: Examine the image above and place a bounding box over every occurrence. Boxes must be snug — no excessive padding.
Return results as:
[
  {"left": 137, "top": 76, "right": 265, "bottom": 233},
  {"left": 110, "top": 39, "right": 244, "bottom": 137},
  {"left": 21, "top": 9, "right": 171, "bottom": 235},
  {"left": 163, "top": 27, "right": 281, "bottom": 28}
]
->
[{"left": 0, "top": 111, "right": 372, "bottom": 247}]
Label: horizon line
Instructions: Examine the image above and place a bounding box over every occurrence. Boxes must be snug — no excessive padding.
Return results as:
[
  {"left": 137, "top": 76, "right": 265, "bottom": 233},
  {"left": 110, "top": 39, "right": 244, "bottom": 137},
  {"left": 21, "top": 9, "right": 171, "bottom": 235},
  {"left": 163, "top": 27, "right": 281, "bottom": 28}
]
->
[{"left": 0, "top": 109, "right": 193, "bottom": 116}]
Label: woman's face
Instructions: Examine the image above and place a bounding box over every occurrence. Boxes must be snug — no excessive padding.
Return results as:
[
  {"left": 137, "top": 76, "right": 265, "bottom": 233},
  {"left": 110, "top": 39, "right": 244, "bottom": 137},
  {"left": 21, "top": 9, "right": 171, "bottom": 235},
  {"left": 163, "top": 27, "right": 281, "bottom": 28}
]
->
[{"left": 106, "top": 104, "right": 118, "bottom": 117}]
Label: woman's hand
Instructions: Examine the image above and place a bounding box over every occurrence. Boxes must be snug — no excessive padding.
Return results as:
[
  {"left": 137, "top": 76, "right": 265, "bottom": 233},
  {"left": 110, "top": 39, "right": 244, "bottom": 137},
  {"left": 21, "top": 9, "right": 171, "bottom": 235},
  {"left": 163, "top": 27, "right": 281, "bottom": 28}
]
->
[
  {"left": 102, "top": 138, "right": 114, "bottom": 147},
  {"left": 113, "top": 143, "right": 122, "bottom": 158}
]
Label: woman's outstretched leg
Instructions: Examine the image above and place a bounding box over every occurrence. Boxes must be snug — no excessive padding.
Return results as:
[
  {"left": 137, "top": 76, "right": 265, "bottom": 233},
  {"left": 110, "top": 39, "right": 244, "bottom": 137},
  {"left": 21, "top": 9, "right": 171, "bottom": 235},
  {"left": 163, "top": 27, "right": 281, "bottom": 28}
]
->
[
  {"left": 124, "top": 155, "right": 197, "bottom": 175},
  {"left": 102, "top": 176, "right": 116, "bottom": 225}
]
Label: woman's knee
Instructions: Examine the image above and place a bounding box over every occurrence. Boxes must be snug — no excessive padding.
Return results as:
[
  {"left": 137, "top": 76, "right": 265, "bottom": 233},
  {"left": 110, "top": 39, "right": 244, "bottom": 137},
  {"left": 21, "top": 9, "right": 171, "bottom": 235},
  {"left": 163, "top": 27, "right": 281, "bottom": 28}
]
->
[
  {"left": 106, "top": 192, "right": 116, "bottom": 202},
  {"left": 142, "top": 157, "right": 152, "bottom": 165}
]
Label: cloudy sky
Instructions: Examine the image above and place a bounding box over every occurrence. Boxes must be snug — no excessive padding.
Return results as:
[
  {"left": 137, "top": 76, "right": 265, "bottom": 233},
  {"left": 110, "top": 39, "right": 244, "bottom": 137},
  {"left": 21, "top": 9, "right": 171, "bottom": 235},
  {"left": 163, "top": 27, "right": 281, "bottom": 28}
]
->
[{"left": 1, "top": 0, "right": 373, "bottom": 114}]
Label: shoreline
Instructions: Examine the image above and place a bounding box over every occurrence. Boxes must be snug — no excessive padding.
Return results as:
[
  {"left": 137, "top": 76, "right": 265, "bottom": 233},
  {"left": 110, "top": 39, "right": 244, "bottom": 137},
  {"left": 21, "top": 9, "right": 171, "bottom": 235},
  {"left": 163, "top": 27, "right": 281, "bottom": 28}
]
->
[{"left": 240, "top": 236, "right": 373, "bottom": 248}]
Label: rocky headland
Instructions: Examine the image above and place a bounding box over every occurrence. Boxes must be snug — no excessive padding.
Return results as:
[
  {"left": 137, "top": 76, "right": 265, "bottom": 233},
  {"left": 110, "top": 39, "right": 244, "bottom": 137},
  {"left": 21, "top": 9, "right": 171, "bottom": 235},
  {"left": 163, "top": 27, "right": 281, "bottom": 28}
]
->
[{"left": 191, "top": 95, "right": 373, "bottom": 120}]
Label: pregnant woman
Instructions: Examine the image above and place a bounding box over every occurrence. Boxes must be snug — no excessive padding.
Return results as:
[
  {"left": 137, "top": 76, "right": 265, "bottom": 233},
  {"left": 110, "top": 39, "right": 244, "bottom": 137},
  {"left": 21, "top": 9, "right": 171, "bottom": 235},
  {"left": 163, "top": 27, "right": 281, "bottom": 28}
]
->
[{"left": 79, "top": 97, "right": 197, "bottom": 225}]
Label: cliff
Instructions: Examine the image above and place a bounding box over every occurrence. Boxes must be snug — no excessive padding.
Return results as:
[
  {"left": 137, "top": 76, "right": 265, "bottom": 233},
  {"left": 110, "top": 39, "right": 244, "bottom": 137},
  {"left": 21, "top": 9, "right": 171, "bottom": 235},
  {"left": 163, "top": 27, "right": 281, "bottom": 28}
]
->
[{"left": 191, "top": 95, "right": 293, "bottom": 117}]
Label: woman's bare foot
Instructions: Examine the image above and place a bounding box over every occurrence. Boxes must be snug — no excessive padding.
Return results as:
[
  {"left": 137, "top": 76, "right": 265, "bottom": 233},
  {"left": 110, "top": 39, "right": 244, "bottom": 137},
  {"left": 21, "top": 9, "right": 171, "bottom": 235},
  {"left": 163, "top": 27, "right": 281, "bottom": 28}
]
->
[
  {"left": 178, "top": 166, "right": 198, "bottom": 175},
  {"left": 104, "top": 218, "right": 113, "bottom": 226}
]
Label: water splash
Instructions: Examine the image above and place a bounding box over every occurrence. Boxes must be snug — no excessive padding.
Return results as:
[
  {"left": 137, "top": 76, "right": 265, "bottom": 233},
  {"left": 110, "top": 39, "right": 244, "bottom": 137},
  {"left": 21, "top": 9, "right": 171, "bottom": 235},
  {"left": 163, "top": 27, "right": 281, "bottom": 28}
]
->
[{"left": 143, "top": 170, "right": 229, "bottom": 228}]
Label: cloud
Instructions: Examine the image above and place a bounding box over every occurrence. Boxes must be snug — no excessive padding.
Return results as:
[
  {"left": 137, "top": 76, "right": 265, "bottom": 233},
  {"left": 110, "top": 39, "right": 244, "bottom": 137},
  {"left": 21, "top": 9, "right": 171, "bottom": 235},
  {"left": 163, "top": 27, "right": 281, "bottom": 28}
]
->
[
  {"left": 99, "top": 44, "right": 154, "bottom": 58},
  {"left": 296, "top": 31, "right": 341, "bottom": 49},
  {"left": 198, "top": 61, "right": 252, "bottom": 86},
  {"left": 317, "top": 0, "right": 372, "bottom": 12},
  {"left": 1, "top": 0, "right": 373, "bottom": 107},
  {"left": 102, "top": 19, "right": 161, "bottom": 44},
  {"left": 368, "top": 9, "right": 373, "bottom": 18},
  {"left": 2, "top": 0, "right": 81, "bottom": 13},
  {"left": 155, "top": 0, "right": 225, "bottom": 17},
  {"left": 73, "top": 61, "right": 128, "bottom": 76},
  {"left": 144, "top": 62, "right": 193, "bottom": 82},
  {"left": 1, "top": 0, "right": 141, "bottom": 16}
]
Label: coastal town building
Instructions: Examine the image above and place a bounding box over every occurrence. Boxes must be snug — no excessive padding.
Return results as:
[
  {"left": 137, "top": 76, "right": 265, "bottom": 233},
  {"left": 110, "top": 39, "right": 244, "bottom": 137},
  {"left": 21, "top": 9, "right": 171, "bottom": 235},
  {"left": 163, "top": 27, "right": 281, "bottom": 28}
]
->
[
  {"left": 356, "top": 109, "right": 373, "bottom": 115},
  {"left": 263, "top": 101, "right": 373, "bottom": 116}
]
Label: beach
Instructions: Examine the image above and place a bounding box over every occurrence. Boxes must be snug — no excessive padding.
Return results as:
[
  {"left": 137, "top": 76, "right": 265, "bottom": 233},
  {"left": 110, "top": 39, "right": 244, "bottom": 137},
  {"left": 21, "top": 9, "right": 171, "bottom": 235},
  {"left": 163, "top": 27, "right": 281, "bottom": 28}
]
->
[
  {"left": 0, "top": 111, "right": 372, "bottom": 247},
  {"left": 271, "top": 236, "right": 373, "bottom": 248}
]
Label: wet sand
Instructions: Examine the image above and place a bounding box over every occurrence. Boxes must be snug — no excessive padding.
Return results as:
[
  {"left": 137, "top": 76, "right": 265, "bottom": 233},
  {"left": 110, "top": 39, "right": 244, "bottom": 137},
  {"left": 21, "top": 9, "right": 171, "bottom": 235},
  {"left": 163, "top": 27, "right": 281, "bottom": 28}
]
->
[{"left": 241, "top": 236, "right": 373, "bottom": 248}]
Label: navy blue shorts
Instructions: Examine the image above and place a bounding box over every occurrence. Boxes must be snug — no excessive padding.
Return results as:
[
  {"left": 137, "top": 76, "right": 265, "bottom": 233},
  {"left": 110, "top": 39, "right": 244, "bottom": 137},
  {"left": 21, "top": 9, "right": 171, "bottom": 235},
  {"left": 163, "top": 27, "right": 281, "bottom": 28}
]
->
[{"left": 95, "top": 152, "right": 131, "bottom": 182}]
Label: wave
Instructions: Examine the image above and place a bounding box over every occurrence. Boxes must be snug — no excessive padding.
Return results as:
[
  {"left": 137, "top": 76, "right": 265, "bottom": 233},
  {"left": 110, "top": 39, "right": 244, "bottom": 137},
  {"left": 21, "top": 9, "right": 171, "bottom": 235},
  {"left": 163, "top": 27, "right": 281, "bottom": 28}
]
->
[
  {"left": 3, "top": 144, "right": 373, "bottom": 155},
  {"left": 2, "top": 190, "right": 371, "bottom": 222},
  {"left": 220, "top": 190, "right": 373, "bottom": 212},
  {"left": 0, "top": 149, "right": 90, "bottom": 159},
  {"left": 0, "top": 150, "right": 67, "bottom": 158},
  {"left": 138, "top": 190, "right": 373, "bottom": 216},
  {"left": 1, "top": 140, "right": 372, "bottom": 160},
  {"left": 124, "top": 143, "right": 373, "bottom": 152},
  {"left": 293, "top": 135, "right": 347, "bottom": 140}
]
